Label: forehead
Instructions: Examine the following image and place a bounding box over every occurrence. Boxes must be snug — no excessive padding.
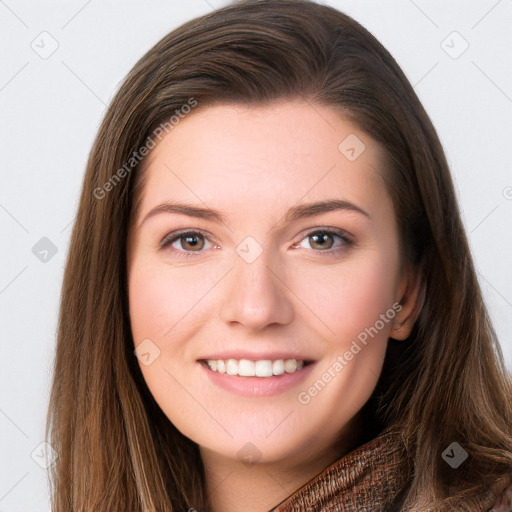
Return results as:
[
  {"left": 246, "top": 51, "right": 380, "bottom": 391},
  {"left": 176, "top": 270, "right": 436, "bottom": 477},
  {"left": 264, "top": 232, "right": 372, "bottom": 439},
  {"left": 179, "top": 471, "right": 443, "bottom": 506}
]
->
[{"left": 135, "top": 100, "right": 391, "bottom": 226}]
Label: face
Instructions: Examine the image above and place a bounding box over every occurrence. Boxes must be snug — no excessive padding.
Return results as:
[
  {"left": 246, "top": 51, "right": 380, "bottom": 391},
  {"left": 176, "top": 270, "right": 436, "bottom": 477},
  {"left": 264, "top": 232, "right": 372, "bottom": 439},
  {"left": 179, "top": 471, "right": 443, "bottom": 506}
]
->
[{"left": 127, "top": 100, "right": 417, "bottom": 467}]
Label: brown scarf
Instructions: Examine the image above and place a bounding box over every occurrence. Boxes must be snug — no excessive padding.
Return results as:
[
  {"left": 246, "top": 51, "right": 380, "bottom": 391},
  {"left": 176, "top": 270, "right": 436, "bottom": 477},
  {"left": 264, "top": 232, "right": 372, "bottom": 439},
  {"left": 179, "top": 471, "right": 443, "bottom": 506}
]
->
[
  {"left": 267, "top": 431, "right": 511, "bottom": 512},
  {"left": 268, "top": 431, "right": 410, "bottom": 512}
]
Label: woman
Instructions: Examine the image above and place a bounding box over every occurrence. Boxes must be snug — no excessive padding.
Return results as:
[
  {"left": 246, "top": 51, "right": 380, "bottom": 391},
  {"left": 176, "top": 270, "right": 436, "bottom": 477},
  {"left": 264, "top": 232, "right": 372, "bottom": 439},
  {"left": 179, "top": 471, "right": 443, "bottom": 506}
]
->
[{"left": 45, "top": 0, "right": 512, "bottom": 510}]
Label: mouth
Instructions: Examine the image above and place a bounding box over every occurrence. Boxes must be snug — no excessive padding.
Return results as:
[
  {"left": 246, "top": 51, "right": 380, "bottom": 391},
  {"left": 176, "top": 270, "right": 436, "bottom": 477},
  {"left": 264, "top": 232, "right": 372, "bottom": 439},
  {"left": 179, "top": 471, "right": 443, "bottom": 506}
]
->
[{"left": 199, "top": 358, "right": 314, "bottom": 378}]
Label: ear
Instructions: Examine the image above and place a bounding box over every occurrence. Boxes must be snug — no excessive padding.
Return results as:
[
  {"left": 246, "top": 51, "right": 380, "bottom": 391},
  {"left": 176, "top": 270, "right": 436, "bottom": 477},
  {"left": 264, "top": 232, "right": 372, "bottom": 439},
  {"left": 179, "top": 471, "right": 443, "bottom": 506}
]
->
[{"left": 391, "top": 266, "right": 424, "bottom": 341}]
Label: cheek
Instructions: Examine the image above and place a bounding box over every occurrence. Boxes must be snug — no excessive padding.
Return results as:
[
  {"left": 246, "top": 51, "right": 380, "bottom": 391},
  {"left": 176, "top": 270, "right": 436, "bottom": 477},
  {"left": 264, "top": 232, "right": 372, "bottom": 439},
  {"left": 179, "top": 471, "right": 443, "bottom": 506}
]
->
[
  {"left": 291, "top": 254, "right": 399, "bottom": 430},
  {"left": 128, "top": 259, "right": 226, "bottom": 370},
  {"left": 128, "top": 261, "right": 210, "bottom": 432},
  {"left": 129, "top": 265, "right": 172, "bottom": 344},
  {"left": 129, "top": 260, "right": 205, "bottom": 342},
  {"left": 291, "top": 252, "right": 399, "bottom": 348}
]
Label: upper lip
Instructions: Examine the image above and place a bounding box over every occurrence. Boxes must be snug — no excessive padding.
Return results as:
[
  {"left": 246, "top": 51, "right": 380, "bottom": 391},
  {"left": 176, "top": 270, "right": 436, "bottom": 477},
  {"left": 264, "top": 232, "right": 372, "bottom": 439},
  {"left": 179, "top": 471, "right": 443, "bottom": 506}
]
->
[{"left": 198, "top": 350, "right": 315, "bottom": 362}]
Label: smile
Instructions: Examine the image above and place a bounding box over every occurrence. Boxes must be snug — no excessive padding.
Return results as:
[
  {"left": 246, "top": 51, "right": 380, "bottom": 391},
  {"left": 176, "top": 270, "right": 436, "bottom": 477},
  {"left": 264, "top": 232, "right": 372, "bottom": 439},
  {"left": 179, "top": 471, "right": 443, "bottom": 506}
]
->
[{"left": 203, "top": 358, "right": 306, "bottom": 377}]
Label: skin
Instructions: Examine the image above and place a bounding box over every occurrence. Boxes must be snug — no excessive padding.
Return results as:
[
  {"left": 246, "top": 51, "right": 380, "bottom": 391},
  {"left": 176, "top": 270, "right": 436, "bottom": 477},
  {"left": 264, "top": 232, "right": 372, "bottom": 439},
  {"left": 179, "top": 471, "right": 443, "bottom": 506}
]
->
[{"left": 127, "top": 99, "right": 420, "bottom": 512}]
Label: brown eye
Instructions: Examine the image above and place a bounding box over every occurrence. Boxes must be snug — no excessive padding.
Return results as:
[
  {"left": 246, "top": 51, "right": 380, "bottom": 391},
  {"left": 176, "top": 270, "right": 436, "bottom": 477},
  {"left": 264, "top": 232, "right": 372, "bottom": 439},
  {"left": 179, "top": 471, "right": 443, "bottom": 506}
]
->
[
  {"left": 293, "top": 228, "right": 354, "bottom": 255},
  {"left": 160, "top": 230, "right": 214, "bottom": 257},
  {"left": 308, "top": 232, "right": 335, "bottom": 250},
  {"left": 178, "top": 233, "right": 205, "bottom": 251}
]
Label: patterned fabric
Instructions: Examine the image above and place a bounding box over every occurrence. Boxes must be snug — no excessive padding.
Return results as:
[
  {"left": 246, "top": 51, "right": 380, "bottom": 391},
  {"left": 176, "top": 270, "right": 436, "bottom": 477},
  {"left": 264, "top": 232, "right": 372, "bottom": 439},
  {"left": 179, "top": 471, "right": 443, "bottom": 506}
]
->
[{"left": 267, "top": 431, "right": 512, "bottom": 512}]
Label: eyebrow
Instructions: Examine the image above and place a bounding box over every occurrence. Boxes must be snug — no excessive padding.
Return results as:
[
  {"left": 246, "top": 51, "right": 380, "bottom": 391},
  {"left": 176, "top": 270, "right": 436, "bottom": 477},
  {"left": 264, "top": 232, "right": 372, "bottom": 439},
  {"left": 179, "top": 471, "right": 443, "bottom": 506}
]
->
[{"left": 139, "top": 198, "right": 370, "bottom": 229}]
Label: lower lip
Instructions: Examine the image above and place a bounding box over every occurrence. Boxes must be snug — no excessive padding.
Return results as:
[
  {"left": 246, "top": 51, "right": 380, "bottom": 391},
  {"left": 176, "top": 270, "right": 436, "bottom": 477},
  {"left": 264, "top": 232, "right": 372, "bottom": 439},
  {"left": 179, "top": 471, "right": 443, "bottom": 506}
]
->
[{"left": 198, "top": 361, "right": 316, "bottom": 397}]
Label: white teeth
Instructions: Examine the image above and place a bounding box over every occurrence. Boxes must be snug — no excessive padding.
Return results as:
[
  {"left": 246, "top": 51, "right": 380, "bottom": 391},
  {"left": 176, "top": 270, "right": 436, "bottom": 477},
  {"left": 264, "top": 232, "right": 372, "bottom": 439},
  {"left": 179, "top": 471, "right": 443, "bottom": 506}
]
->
[
  {"left": 204, "top": 358, "right": 305, "bottom": 377},
  {"left": 238, "top": 359, "right": 255, "bottom": 376},
  {"left": 285, "top": 359, "right": 298, "bottom": 373},
  {"left": 255, "top": 360, "right": 273, "bottom": 377},
  {"left": 226, "top": 359, "right": 238, "bottom": 375},
  {"left": 216, "top": 360, "right": 225, "bottom": 373},
  {"left": 272, "top": 359, "right": 285, "bottom": 375}
]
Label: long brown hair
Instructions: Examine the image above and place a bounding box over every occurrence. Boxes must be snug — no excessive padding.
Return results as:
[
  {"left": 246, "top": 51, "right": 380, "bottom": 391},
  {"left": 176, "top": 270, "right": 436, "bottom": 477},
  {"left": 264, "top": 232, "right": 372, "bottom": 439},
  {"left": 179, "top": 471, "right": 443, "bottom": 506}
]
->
[{"left": 46, "top": 1, "right": 512, "bottom": 510}]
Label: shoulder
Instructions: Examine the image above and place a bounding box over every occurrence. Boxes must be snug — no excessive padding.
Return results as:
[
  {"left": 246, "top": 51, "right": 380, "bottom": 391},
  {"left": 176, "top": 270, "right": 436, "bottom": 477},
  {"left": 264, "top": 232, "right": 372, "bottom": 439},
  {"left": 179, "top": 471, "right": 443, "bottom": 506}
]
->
[{"left": 492, "top": 483, "right": 512, "bottom": 512}]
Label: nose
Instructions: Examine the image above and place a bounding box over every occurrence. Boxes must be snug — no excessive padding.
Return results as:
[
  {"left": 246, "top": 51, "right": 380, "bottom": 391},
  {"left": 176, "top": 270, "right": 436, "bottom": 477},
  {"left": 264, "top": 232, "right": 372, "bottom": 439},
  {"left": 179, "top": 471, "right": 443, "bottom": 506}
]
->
[{"left": 219, "top": 249, "right": 294, "bottom": 331}]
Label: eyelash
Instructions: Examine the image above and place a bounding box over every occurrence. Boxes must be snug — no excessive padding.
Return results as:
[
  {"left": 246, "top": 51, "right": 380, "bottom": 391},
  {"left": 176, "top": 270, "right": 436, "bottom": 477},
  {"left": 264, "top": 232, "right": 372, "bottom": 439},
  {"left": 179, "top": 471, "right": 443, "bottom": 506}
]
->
[{"left": 159, "top": 228, "right": 354, "bottom": 259}]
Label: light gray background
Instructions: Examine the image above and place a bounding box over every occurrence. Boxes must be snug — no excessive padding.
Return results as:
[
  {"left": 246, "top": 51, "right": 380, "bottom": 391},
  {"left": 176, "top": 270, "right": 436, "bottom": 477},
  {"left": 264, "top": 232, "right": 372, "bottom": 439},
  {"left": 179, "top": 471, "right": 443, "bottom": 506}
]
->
[{"left": 1, "top": 1, "right": 511, "bottom": 510}]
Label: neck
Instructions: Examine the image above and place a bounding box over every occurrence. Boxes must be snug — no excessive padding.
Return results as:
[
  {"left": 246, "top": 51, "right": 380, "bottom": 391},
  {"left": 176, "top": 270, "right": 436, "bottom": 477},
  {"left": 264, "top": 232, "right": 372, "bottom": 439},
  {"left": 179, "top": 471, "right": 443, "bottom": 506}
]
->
[{"left": 200, "top": 412, "right": 367, "bottom": 512}]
